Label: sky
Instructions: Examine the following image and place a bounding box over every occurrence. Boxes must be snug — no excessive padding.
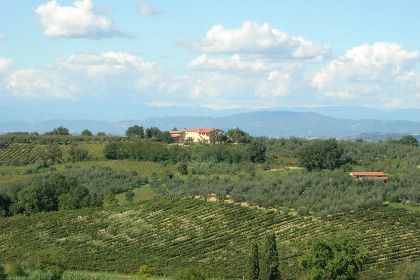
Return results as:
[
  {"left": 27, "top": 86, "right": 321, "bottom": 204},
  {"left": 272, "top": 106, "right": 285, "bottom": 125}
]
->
[{"left": 0, "top": 0, "right": 420, "bottom": 121}]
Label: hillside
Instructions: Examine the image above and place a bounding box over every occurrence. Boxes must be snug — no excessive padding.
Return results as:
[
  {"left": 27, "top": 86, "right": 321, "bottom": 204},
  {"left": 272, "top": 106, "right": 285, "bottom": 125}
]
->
[
  {"left": 0, "top": 198, "right": 419, "bottom": 279},
  {"left": 2, "top": 111, "right": 420, "bottom": 137}
]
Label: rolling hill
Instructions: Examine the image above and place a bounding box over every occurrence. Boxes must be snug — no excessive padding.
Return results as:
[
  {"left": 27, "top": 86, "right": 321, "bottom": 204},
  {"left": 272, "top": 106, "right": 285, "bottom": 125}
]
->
[
  {"left": 0, "top": 198, "right": 419, "bottom": 279},
  {"left": 1, "top": 111, "right": 420, "bottom": 138}
]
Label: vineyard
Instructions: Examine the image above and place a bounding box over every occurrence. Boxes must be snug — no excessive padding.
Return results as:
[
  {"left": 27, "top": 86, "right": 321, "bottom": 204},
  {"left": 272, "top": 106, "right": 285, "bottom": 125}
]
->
[
  {"left": 0, "top": 143, "right": 105, "bottom": 165},
  {"left": 0, "top": 198, "right": 419, "bottom": 279},
  {"left": 0, "top": 143, "right": 45, "bottom": 165}
]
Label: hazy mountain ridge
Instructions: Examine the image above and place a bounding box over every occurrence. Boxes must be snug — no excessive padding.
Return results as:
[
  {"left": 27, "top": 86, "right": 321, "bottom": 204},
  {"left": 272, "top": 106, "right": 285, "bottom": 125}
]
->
[{"left": 1, "top": 110, "right": 420, "bottom": 138}]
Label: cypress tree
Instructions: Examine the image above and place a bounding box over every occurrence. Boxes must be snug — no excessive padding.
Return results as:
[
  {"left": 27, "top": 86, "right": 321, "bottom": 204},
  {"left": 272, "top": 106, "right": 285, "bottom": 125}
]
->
[
  {"left": 249, "top": 242, "right": 260, "bottom": 280},
  {"left": 260, "top": 233, "right": 281, "bottom": 280}
]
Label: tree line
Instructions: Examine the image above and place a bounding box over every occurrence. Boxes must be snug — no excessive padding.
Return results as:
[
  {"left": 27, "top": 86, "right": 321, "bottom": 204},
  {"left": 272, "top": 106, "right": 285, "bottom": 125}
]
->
[{"left": 0, "top": 167, "right": 147, "bottom": 217}]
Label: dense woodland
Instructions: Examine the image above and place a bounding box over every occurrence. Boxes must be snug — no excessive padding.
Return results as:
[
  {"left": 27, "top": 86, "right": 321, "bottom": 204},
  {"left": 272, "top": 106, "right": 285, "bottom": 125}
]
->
[{"left": 0, "top": 126, "right": 419, "bottom": 279}]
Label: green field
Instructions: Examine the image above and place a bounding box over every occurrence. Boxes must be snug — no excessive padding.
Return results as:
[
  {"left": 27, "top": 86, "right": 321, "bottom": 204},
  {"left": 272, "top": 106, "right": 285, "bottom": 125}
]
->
[{"left": 1, "top": 198, "right": 419, "bottom": 280}]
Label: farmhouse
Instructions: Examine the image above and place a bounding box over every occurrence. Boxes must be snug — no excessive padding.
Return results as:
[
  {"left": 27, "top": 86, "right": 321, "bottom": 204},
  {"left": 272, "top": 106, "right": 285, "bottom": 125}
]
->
[
  {"left": 350, "top": 172, "right": 388, "bottom": 182},
  {"left": 170, "top": 128, "right": 223, "bottom": 143}
]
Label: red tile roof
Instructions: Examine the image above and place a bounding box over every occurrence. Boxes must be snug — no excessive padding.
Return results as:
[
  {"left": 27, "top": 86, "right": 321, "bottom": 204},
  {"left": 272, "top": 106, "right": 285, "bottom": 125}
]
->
[
  {"left": 350, "top": 172, "right": 386, "bottom": 176},
  {"left": 172, "top": 128, "right": 218, "bottom": 133}
]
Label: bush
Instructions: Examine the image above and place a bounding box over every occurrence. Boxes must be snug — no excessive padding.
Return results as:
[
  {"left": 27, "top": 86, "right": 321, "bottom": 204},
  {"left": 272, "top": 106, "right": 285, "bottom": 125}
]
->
[
  {"left": 137, "top": 265, "right": 151, "bottom": 280},
  {"left": 0, "top": 141, "right": 7, "bottom": 149},
  {"left": 104, "top": 142, "right": 121, "bottom": 160},
  {"left": 69, "top": 145, "right": 90, "bottom": 162},
  {"left": 174, "top": 268, "right": 207, "bottom": 280},
  {"left": 178, "top": 161, "right": 189, "bottom": 175},
  {"left": 399, "top": 261, "right": 420, "bottom": 280}
]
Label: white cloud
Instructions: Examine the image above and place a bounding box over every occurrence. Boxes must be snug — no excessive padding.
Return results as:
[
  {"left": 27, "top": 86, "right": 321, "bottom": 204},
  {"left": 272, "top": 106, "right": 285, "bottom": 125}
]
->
[
  {"left": 7, "top": 69, "right": 79, "bottom": 99},
  {"left": 55, "top": 52, "right": 158, "bottom": 76},
  {"left": 256, "top": 71, "right": 291, "bottom": 98},
  {"left": 148, "top": 100, "right": 174, "bottom": 107},
  {"left": 36, "top": 0, "right": 126, "bottom": 38},
  {"left": 190, "top": 73, "right": 251, "bottom": 99},
  {"left": 312, "top": 43, "right": 420, "bottom": 107},
  {"left": 0, "top": 58, "right": 13, "bottom": 74},
  {"left": 194, "top": 21, "right": 330, "bottom": 61},
  {"left": 5, "top": 52, "right": 160, "bottom": 99},
  {"left": 0, "top": 34, "right": 7, "bottom": 40},
  {"left": 139, "top": 3, "right": 162, "bottom": 15},
  {"left": 0, "top": 58, "right": 14, "bottom": 94},
  {"left": 188, "top": 54, "right": 269, "bottom": 72},
  {"left": 180, "top": 21, "right": 325, "bottom": 106}
]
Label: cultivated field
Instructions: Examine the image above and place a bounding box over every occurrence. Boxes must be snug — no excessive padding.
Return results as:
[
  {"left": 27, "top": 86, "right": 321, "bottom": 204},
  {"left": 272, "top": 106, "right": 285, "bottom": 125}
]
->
[{"left": 0, "top": 198, "right": 419, "bottom": 279}]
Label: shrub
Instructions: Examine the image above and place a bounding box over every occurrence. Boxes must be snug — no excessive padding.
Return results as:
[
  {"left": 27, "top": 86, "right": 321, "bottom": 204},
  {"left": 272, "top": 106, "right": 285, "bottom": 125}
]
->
[
  {"left": 69, "top": 145, "right": 90, "bottom": 162},
  {"left": 399, "top": 261, "right": 420, "bottom": 280},
  {"left": 178, "top": 161, "right": 189, "bottom": 175},
  {"left": 137, "top": 265, "right": 151, "bottom": 280},
  {"left": 174, "top": 268, "right": 207, "bottom": 280}
]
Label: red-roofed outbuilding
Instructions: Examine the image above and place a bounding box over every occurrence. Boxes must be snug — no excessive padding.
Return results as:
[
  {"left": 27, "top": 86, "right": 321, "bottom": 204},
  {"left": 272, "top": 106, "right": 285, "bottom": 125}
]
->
[{"left": 350, "top": 172, "right": 388, "bottom": 181}]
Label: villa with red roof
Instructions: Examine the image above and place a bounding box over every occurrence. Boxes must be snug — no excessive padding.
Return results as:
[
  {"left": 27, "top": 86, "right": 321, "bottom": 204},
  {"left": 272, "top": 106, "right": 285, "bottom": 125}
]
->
[
  {"left": 170, "top": 128, "right": 223, "bottom": 143},
  {"left": 350, "top": 172, "right": 388, "bottom": 182}
]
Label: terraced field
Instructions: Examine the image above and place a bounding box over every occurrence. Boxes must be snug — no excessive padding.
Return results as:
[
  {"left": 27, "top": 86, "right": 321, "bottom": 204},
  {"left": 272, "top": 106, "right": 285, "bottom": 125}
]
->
[{"left": 0, "top": 198, "right": 419, "bottom": 279}]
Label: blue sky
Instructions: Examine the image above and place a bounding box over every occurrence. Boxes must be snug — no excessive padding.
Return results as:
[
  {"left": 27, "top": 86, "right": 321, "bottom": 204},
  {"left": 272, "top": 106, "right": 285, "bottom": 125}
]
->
[{"left": 1, "top": 0, "right": 420, "bottom": 121}]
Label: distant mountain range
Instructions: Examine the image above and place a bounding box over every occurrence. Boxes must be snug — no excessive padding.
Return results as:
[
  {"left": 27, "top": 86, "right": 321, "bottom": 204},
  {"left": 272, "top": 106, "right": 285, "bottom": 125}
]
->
[
  {"left": 281, "top": 106, "right": 420, "bottom": 123},
  {"left": 1, "top": 110, "right": 420, "bottom": 139}
]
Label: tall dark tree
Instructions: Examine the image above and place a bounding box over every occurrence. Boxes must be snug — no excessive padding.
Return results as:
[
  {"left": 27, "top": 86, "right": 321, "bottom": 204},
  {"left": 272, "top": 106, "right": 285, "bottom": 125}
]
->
[
  {"left": 126, "top": 125, "right": 145, "bottom": 138},
  {"left": 249, "top": 242, "right": 260, "bottom": 280},
  {"left": 260, "top": 233, "right": 281, "bottom": 280}
]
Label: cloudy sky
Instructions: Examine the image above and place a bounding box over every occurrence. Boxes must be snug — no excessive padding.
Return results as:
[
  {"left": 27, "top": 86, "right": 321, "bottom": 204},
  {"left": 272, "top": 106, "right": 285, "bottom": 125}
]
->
[{"left": 1, "top": 0, "right": 420, "bottom": 121}]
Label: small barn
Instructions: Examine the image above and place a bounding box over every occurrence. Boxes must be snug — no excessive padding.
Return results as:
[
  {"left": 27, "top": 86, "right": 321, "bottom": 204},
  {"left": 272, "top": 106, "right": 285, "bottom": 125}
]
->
[{"left": 350, "top": 172, "right": 388, "bottom": 182}]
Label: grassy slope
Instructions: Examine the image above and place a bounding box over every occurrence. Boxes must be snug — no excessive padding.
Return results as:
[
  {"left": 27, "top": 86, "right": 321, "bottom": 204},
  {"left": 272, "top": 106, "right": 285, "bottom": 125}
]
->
[{"left": 0, "top": 199, "right": 419, "bottom": 279}]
